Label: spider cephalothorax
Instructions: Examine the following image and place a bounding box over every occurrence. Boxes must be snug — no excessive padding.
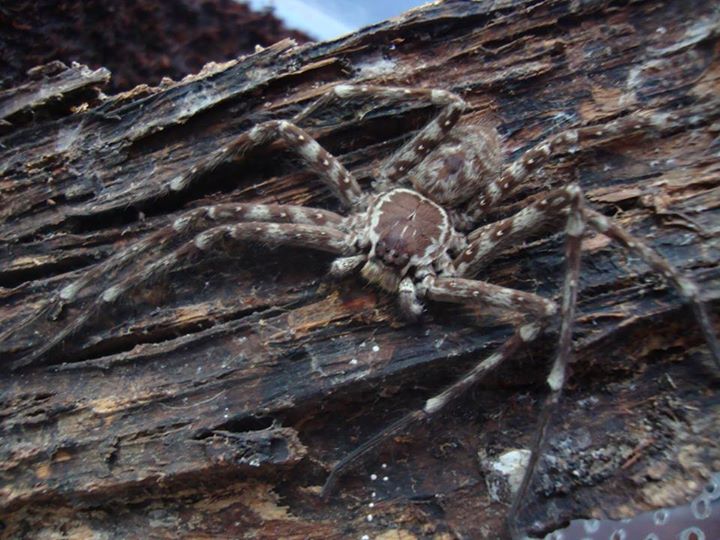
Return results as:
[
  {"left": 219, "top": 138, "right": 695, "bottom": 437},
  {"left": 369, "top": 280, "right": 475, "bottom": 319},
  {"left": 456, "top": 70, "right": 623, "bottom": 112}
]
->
[
  {"left": 6, "top": 83, "right": 718, "bottom": 538},
  {"left": 356, "top": 187, "right": 458, "bottom": 298}
]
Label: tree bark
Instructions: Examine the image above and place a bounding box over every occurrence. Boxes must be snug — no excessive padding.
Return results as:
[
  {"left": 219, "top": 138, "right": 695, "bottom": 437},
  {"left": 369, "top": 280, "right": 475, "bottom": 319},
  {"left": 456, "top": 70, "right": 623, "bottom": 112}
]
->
[{"left": 1, "top": 1, "right": 719, "bottom": 538}]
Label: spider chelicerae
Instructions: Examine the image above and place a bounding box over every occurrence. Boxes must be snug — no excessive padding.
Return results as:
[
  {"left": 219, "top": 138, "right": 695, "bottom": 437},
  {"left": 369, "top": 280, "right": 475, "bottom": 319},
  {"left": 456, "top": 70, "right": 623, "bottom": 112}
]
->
[{"left": 8, "top": 84, "right": 719, "bottom": 536}]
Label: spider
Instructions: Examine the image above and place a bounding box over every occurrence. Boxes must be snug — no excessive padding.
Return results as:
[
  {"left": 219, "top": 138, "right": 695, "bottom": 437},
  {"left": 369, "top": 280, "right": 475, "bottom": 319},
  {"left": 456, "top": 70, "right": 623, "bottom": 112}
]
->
[{"left": 6, "top": 84, "right": 719, "bottom": 537}]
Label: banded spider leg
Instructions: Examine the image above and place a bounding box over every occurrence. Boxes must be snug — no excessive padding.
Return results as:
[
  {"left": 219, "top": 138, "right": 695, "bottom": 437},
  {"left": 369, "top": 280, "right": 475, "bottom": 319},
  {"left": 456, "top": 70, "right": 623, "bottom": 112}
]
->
[
  {"left": 10, "top": 202, "right": 352, "bottom": 369},
  {"left": 321, "top": 270, "right": 560, "bottom": 497},
  {"left": 8, "top": 114, "right": 367, "bottom": 368}
]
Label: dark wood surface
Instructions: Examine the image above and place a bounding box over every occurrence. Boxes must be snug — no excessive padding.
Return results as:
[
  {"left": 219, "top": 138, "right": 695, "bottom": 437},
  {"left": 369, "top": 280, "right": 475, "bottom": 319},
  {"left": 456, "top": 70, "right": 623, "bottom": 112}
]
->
[{"left": 1, "top": 1, "right": 719, "bottom": 538}]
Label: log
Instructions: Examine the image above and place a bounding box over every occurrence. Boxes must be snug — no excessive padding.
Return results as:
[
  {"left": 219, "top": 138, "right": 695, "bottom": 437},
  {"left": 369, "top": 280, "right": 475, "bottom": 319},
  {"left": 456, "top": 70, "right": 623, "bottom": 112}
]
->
[{"left": 1, "top": 1, "right": 719, "bottom": 538}]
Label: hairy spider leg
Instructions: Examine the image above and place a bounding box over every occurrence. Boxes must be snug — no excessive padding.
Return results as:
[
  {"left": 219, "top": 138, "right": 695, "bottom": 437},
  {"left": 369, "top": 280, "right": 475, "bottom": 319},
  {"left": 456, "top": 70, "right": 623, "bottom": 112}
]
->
[
  {"left": 9, "top": 203, "right": 347, "bottom": 369},
  {"left": 321, "top": 277, "right": 558, "bottom": 497},
  {"left": 584, "top": 209, "right": 720, "bottom": 369},
  {"left": 456, "top": 186, "right": 720, "bottom": 536},
  {"left": 460, "top": 183, "right": 719, "bottom": 368},
  {"left": 290, "top": 83, "right": 467, "bottom": 188},
  {"left": 455, "top": 186, "right": 577, "bottom": 275},
  {"left": 247, "top": 120, "right": 363, "bottom": 208},
  {"left": 461, "top": 110, "right": 680, "bottom": 224},
  {"left": 507, "top": 187, "right": 585, "bottom": 539}
]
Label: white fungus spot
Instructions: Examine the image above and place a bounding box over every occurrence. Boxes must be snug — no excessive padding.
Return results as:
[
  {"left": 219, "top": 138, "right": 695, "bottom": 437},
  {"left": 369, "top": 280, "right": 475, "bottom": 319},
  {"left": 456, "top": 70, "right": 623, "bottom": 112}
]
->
[
  {"left": 372, "top": 345, "right": 380, "bottom": 353},
  {"left": 382, "top": 476, "right": 389, "bottom": 482},
  {"left": 366, "top": 514, "right": 373, "bottom": 522},
  {"left": 370, "top": 474, "right": 377, "bottom": 481}
]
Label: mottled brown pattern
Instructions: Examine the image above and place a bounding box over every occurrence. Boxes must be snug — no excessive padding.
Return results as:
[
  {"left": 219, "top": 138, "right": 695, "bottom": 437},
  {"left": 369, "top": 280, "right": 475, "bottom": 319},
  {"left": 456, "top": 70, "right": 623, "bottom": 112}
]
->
[
  {"left": 2, "top": 2, "right": 720, "bottom": 539},
  {"left": 373, "top": 189, "right": 448, "bottom": 267}
]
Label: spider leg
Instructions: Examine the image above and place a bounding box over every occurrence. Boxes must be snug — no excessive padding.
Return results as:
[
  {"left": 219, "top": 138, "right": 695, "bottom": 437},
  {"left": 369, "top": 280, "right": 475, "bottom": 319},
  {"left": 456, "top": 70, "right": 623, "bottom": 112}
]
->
[
  {"left": 247, "top": 120, "right": 363, "bottom": 208},
  {"left": 329, "top": 255, "right": 367, "bottom": 278},
  {"left": 585, "top": 208, "right": 720, "bottom": 369},
  {"left": 1, "top": 203, "right": 343, "bottom": 342},
  {"left": 459, "top": 184, "right": 720, "bottom": 368},
  {"left": 455, "top": 186, "right": 576, "bottom": 276},
  {"left": 8, "top": 206, "right": 350, "bottom": 369},
  {"left": 321, "top": 277, "right": 557, "bottom": 498},
  {"left": 507, "top": 186, "right": 585, "bottom": 539},
  {"left": 291, "top": 84, "right": 467, "bottom": 186},
  {"left": 462, "top": 110, "right": 680, "bottom": 223}
]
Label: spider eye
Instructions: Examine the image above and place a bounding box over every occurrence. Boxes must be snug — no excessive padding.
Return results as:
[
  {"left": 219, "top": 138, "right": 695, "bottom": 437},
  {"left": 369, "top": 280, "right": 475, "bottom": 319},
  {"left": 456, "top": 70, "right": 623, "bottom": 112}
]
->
[{"left": 376, "top": 240, "right": 387, "bottom": 255}]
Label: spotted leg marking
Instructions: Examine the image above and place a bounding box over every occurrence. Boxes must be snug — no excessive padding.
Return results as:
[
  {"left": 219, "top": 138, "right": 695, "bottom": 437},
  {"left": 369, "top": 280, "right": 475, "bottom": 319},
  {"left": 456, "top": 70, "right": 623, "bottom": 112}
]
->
[
  {"left": 329, "top": 255, "right": 366, "bottom": 278},
  {"left": 321, "top": 278, "right": 558, "bottom": 498},
  {"left": 458, "top": 185, "right": 719, "bottom": 369},
  {"left": 291, "top": 83, "right": 467, "bottom": 187},
  {"left": 585, "top": 208, "right": 720, "bottom": 369},
  {"left": 248, "top": 120, "right": 363, "bottom": 208},
  {"left": 455, "top": 186, "right": 576, "bottom": 276},
  {"left": 507, "top": 186, "right": 585, "bottom": 539},
  {"left": 10, "top": 211, "right": 350, "bottom": 369},
  {"left": 187, "top": 202, "right": 345, "bottom": 229},
  {"left": 425, "top": 277, "right": 558, "bottom": 320},
  {"left": 464, "top": 110, "right": 680, "bottom": 223},
  {"left": 374, "top": 87, "right": 467, "bottom": 184},
  {"left": 398, "top": 277, "right": 424, "bottom": 320}
]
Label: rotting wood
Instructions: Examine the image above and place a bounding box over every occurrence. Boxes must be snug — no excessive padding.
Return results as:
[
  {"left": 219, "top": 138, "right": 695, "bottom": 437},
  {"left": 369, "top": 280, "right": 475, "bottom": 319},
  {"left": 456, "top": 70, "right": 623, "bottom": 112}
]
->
[{"left": 1, "top": 1, "right": 719, "bottom": 538}]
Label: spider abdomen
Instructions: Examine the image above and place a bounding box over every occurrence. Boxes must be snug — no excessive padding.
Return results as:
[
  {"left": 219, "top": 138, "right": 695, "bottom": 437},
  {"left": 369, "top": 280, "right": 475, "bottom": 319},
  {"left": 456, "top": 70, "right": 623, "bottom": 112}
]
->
[{"left": 411, "top": 125, "right": 502, "bottom": 207}]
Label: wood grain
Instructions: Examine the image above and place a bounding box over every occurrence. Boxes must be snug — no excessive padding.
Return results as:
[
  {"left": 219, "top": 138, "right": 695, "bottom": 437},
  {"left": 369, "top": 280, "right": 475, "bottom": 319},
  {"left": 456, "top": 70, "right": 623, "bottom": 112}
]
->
[{"left": 1, "top": 1, "right": 719, "bottom": 538}]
